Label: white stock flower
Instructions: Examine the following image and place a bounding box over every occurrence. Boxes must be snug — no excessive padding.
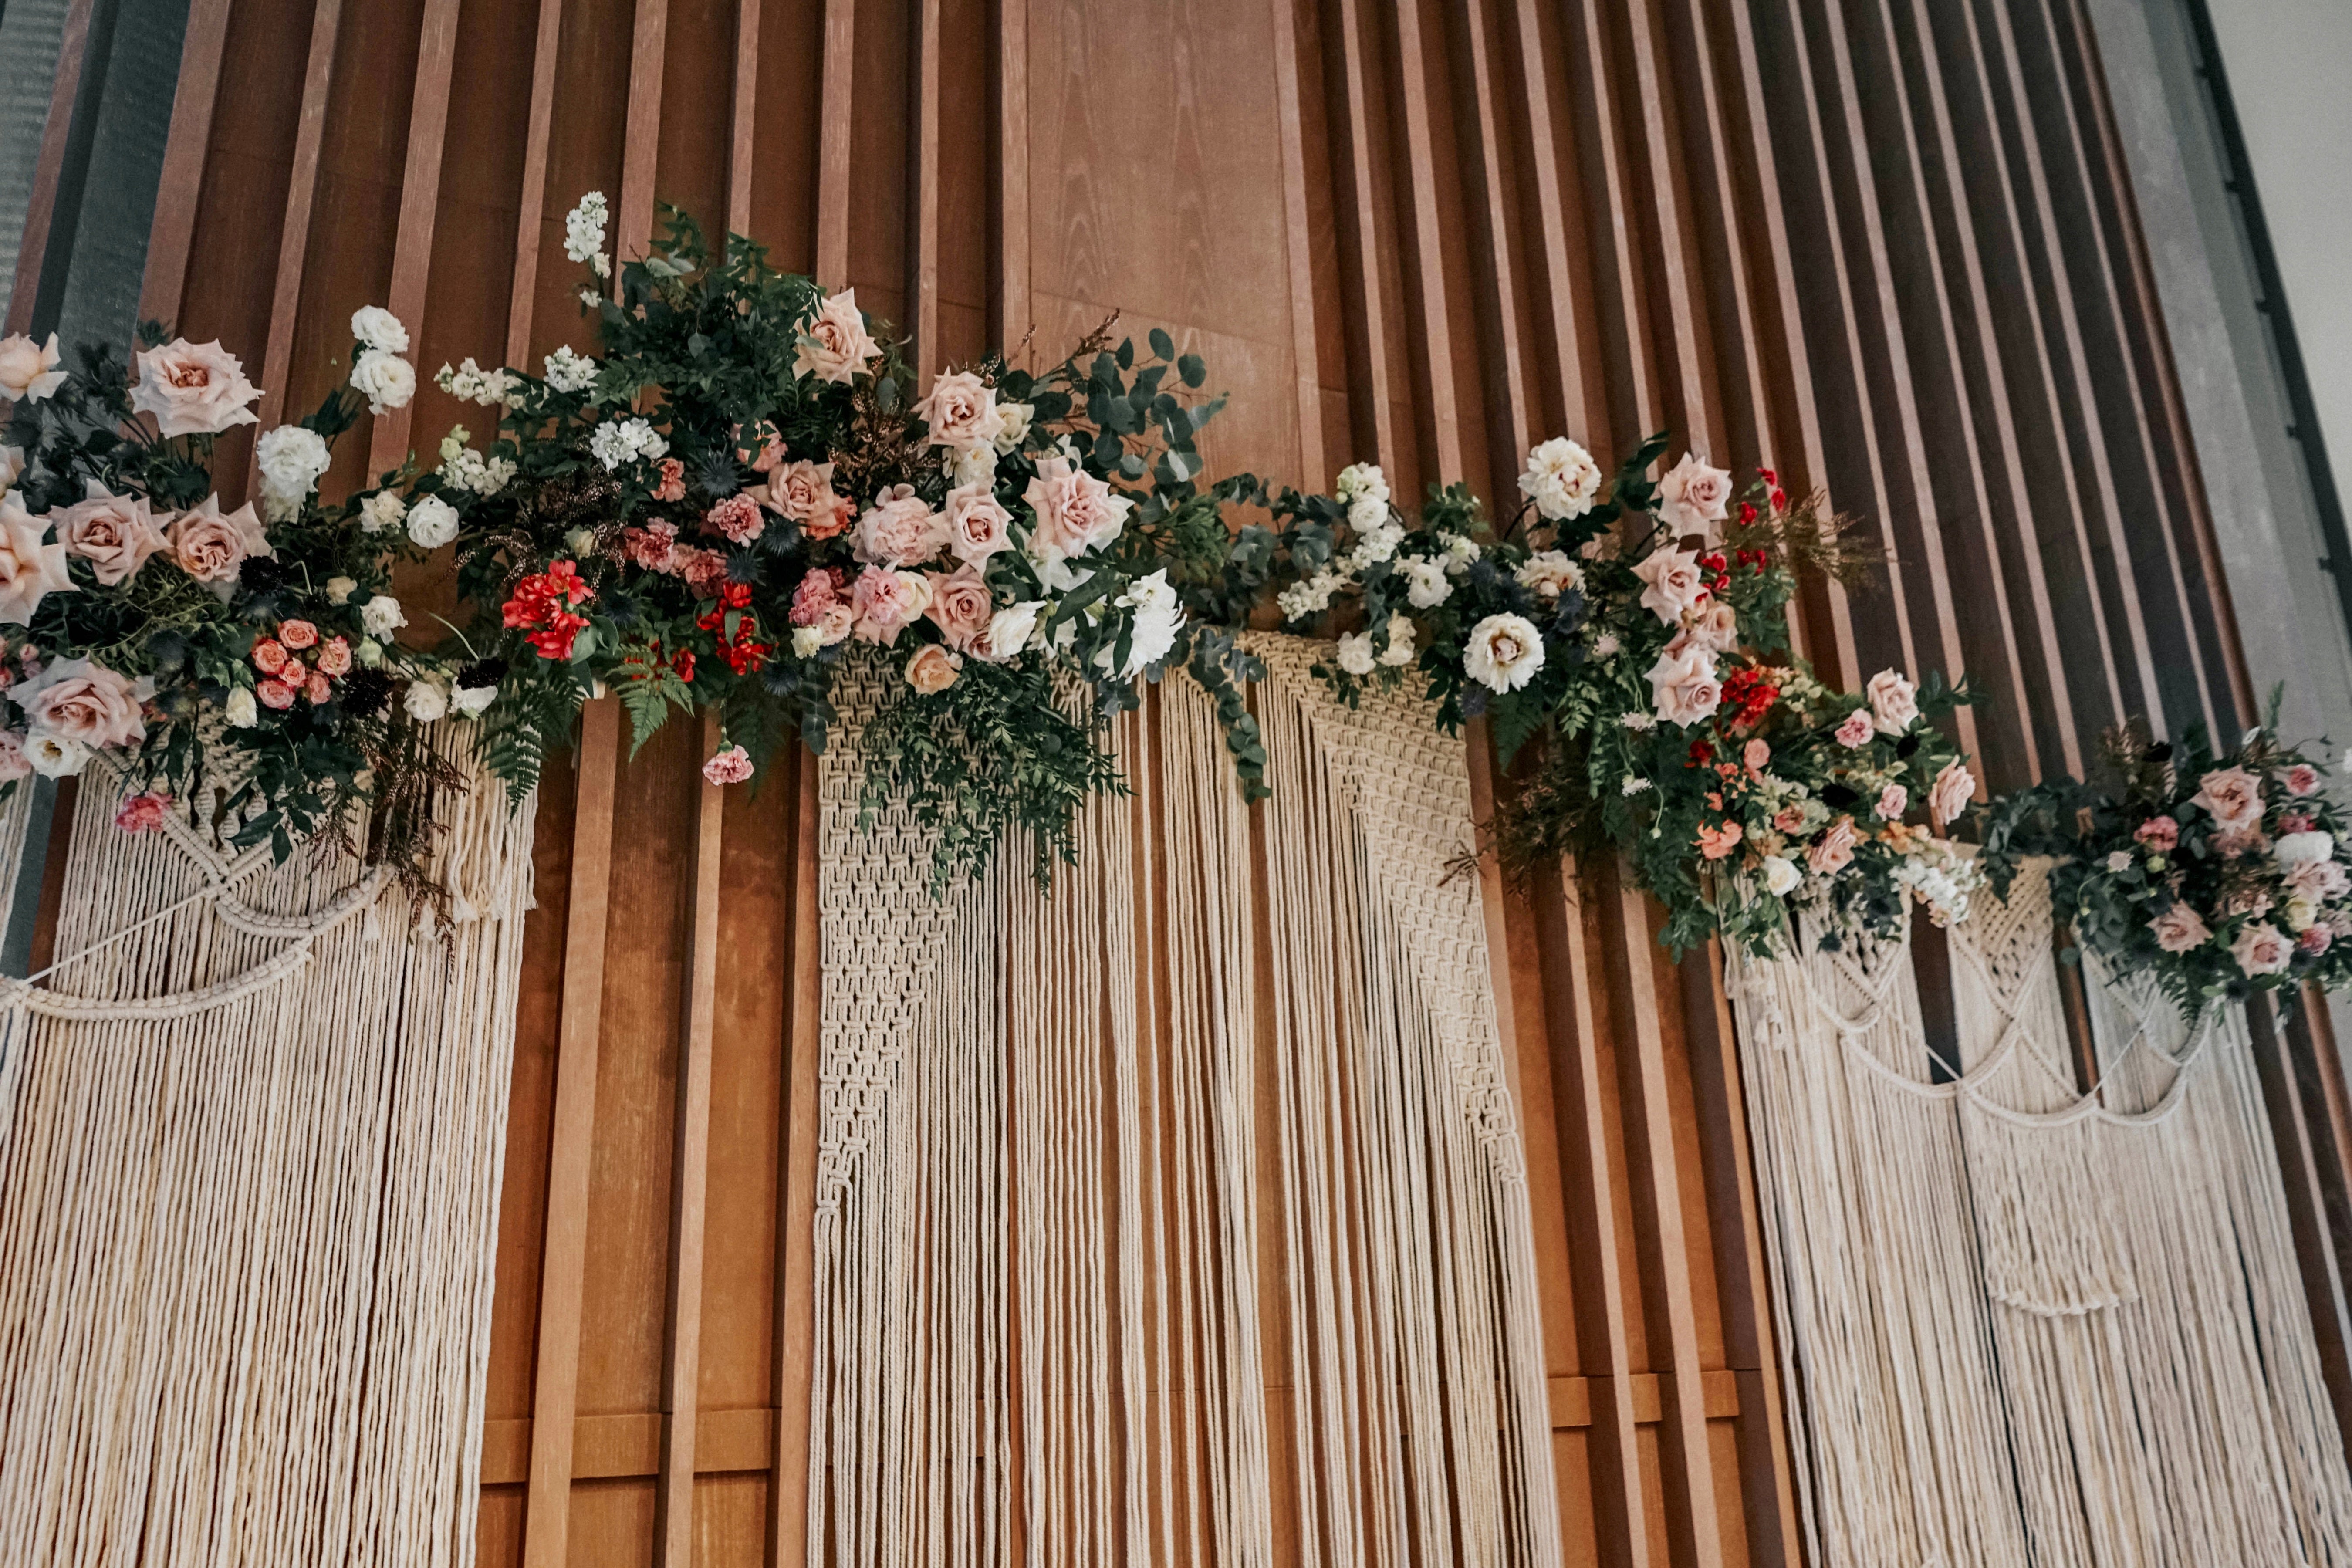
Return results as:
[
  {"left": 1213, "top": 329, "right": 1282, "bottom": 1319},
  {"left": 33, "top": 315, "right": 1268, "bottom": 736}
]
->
[
  {"left": 350, "top": 349, "right": 416, "bottom": 415},
  {"left": 254, "top": 425, "right": 331, "bottom": 523},
  {"left": 543, "top": 345, "right": 599, "bottom": 394},
  {"left": 2277, "top": 831, "right": 2336, "bottom": 867},
  {"left": 349, "top": 305, "right": 409, "bottom": 355},
  {"left": 406, "top": 496, "right": 459, "bottom": 550},
  {"left": 362, "top": 594, "right": 407, "bottom": 640},
  {"left": 1336, "top": 631, "right": 1375, "bottom": 676},
  {"left": 563, "top": 192, "right": 609, "bottom": 264},
  {"left": 1276, "top": 570, "right": 1345, "bottom": 623},
  {"left": 359, "top": 490, "right": 406, "bottom": 534},
  {"left": 223, "top": 686, "right": 259, "bottom": 727},
  {"left": 1519, "top": 437, "right": 1601, "bottom": 522},
  {"left": 1335, "top": 463, "right": 1389, "bottom": 507},
  {"left": 588, "top": 416, "right": 667, "bottom": 471},
  {"left": 1464, "top": 613, "right": 1544, "bottom": 693},
  {"left": 1400, "top": 555, "right": 1451, "bottom": 609}
]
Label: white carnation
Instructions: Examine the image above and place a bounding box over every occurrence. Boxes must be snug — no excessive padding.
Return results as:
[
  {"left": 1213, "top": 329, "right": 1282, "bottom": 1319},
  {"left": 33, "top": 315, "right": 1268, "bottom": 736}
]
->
[
  {"left": 791, "top": 626, "right": 825, "bottom": 659},
  {"left": 1518, "top": 436, "right": 1601, "bottom": 522},
  {"left": 404, "top": 679, "right": 449, "bottom": 722},
  {"left": 406, "top": 496, "right": 459, "bottom": 550},
  {"left": 350, "top": 305, "right": 410, "bottom": 355},
  {"left": 1399, "top": 555, "right": 1451, "bottom": 609},
  {"left": 542, "top": 345, "right": 599, "bottom": 394},
  {"left": 350, "top": 349, "right": 416, "bottom": 415},
  {"left": 362, "top": 594, "right": 407, "bottom": 640},
  {"left": 255, "top": 425, "right": 331, "bottom": 523},
  {"left": 563, "top": 191, "right": 609, "bottom": 264},
  {"left": 1335, "top": 631, "right": 1375, "bottom": 676},
  {"left": 359, "top": 490, "right": 406, "bottom": 534}
]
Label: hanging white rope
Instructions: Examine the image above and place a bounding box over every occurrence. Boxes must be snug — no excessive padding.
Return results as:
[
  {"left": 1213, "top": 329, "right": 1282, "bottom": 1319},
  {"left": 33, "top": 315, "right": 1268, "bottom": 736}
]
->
[
  {"left": 0, "top": 736, "right": 537, "bottom": 1568},
  {"left": 1729, "top": 858, "right": 2352, "bottom": 1567}
]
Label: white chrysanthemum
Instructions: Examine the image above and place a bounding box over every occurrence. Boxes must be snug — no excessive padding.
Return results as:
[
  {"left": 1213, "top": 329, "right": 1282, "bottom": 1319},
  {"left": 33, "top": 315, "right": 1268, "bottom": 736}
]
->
[
  {"left": 350, "top": 305, "right": 410, "bottom": 355},
  {"left": 1377, "top": 614, "right": 1416, "bottom": 666},
  {"left": 543, "top": 345, "right": 599, "bottom": 394},
  {"left": 255, "top": 425, "right": 331, "bottom": 523},
  {"left": 1518, "top": 436, "right": 1601, "bottom": 522},
  {"left": 563, "top": 191, "right": 609, "bottom": 264},
  {"left": 350, "top": 349, "right": 416, "bottom": 415},
  {"left": 1335, "top": 632, "right": 1375, "bottom": 676},
  {"left": 1399, "top": 555, "right": 1451, "bottom": 609},
  {"left": 359, "top": 490, "right": 406, "bottom": 534},
  {"left": 1463, "top": 612, "right": 1544, "bottom": 693},
  {"left": 406, "top": 496, "right": 459, "bottom": 550},
  {"left": 1335, "top": 462, "right": 1389, "bottom": 507}
]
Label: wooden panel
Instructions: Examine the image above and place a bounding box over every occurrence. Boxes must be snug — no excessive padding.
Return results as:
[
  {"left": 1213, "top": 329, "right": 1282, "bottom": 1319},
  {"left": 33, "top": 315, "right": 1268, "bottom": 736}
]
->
[{"left": 62, "top": 2, "right": 2345, "bottom": 1564}]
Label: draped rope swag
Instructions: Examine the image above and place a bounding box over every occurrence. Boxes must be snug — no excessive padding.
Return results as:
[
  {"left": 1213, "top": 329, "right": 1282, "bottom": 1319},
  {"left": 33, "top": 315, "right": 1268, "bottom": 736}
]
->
[
  {"left": 0, "top": 740, "right": 537, "bottom": 1568},
  {"left": 808, "top": 634, "right": 1562, "bottom": 1565},
  {"left": 1729, "top": 860, "right": 2352, "bottom": 1566}
]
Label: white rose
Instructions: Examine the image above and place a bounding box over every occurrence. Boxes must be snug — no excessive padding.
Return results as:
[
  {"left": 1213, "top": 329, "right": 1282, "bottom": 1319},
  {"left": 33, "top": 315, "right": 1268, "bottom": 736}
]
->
[
  {"left": 980, "top": 600, "right": 1044, "bottom": 662},
  {"left": 350, "top": 349, "right": 416, "bottom": 415},
  {"left": 404, "top": 679, "right": 449, "bottom": 722},
  {"left": 362, "top": 594, "right": 407, "bottom": 640},
  {"left": 451, "top": 684, "right": 497, "bottom": 717},
  {"left": 1335, "top": 462, "right": 1389, "bottom": 506},
  {"left": 1347, "top": 494, "right": 1390, "bottom": 534},
  {"left": 1763, "top": 855, "right": 1801, "bottom": 897},
  {"left": 224, "top": 686, "right": 259, "bottom": 727},
  {"left": 349, "top": 305, "right": 410, "bottom": 354},
  {"left": 359, "top": 490, "right": 406, "bottom": 534},
  {"left": 1401, "top": 556, "right": 1451, "bottom": 609},
  {"left": 2276, "top": 831, "right": 2336, "bottom": 867},
  {"left": 325, "top": 575, "right": 357, "bottom": 605},
  {"left": 254, "top": 425, "right": 331, "bottom": 522},
  {"left": 1336, "top": 631, "right": 1375, "bottom": 676},
  {"left": 1514, "top": 549, "right": 1582, "bottom": 598},
  {"left": 26, "top": 732, "right": 87, "bottom": 776},
  {"left": 406, "top": 495, "right": 459, "bottom": 549},
  {"left": 991, "top": 402, "right": 1034, "bottom": 453},
  {"left": 1377, "top": 614, "right": 1416, "bottom": 666},
  {"left": 1519, "top": 437, "right": 1602, "bottom": 522},
  {"left": 1464, "top": 613, "right": 1544, "bottom": 693},
  {"left": 791, "top": 626, "right": 825, "bottom": 659}
]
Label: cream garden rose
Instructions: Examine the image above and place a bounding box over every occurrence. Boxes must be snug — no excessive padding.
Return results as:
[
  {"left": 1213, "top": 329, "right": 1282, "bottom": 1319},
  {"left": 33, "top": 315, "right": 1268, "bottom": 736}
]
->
[
  {"left": 1518, "top": 437, "right": 1601, "bottom": 522},
  {"left": 130, "top": 338, "right": 263, "bottom": 437},
  {"left": 0, "top": 493, "right": 73, "bottom": 623},
  {"left": 56, "top": 481, "right": 169, "bottom": 585},
  {"left": 169, "top": 494, "right": 272, "bottom": 592},
  {"left": 1657, "top": 452, "right": 1733, "bottom": 540},
  {"left": 0, "top": 332, "right": 67, "bottom": 402},
  {"left": 15, "top": 657, "right": 152, "bottom": 750},
  {"left": 1865, "top": 669, "right": 1919, "bottom": 734},
  {"left": 350, "top": 349, "right": 416, "bottom": 415},
  {"left": 1464, "top": 613, "right": 1544, "bottom": 693},
  {"left": 795, "top": 288, "right": 881, "bottom": 384},
  {"left": 1646, "top": 642, "right": 1722, "bottom": 726},
  {"left": 905, "top": 642, "right": 964, "bottom": 695},
  {"left": 1632, "top": 546, "right": 1708, "bottom": 625},
  {"left": 912, "top": 369, "right": 1003, "bottom": 450}
]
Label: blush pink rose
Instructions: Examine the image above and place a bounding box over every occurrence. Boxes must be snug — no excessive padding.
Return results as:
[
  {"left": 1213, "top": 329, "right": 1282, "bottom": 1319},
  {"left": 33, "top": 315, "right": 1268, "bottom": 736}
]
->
[
  {"left": 924, "top": 566, "right": 994, "bottom": 651},
  {"left": 704, "top": 493, "right": 765, "bottom": 545},
  {"left": 850, "top": 565, "right": 925, "bottom": 646},
  {"left": 703, "top": 744, "right": 755, "bottom": 785},
  {"left": 2193, "top": 766, "right": 2264, "bottom": 833},
  {"left": 1024, "top": 457, "right": 1134, "bottom": 560},
  {"left": 1631, "top": 546, "right": 1708, "bottom": 626},
  {"left": 15, "top": 657, "right": 152, "bottom": 749},
  {"left": 2284, "top": 764, "right": 2323, "bottom": 797},
  {"left": 943, "top": 480, "right": 1014, "bottom": 565},
  {"left": 1876, "top": 783, "right": 1908, "bottom": 821},
  {"left": 2232, "top": 920, "right": 2293, "bottom": 977},
  {"left": 277, "top": 619, "right": 318, "bottom": 650},
  {"left": 1807, "top": 817, "right": 1859, "bottom": 877},
  {"left": 1834, "top": 709, "right": 1875, "bottom": 749},
  {"left": 856, "top": 484, "right": 947, "bottom": 568},
  {"left": 130, "top": 339, "right": 263, "bottom": 437},
  {"left": 0, "top": 493, "right": 74, "bottom": 625},
  {"left": 257, "top": 678, "right": 297, "bottom": 710},
  {"left": 56, "top": 482, "right": 169, "bottom": 585},
  {"left": 314, "top": 637, "right": 353, "bottom": 677},
  {"left": 2285, "top": 858, "right": 2351, "bottom": 902},
  {"left": 905, "top": 643, "right": 963, "bottom": 695},
  {"left": 113, "top": 791, "right": 170, "bottom": 834},
  {"left": 738, "top": 425, "right": 785, "bottom": 473},
  {"left": 1687, "top": 597, "right": 1740, "bottom": 652},
  {"left": 2134, "top": 815, "right": 2179, "bottom": 852},
  {"left": 794, "top": 289, "right": 881, "bottom": 384},
  {"left": 0, "top": 332, "right": 66, "bottom": 402},
  {"left": 813, "top": 602, "right": 854, "bottom": 645},
  {"left": 1646, "top": 643, "right": 1721, "bottom": 726},
  {"left": 2149, "top": 903, "right": 2212, "bottom": 953},
  {"left": 168, "top": 495, "right": 272, "bottom": 591},
  {"left": 0, "top": 730, "right": 27, "bottom": 783},
  {"left": 1657, "top": 452, "right": 1733, "bottom": 540},
  {"left": 1865, "top": 670, "right": 1918, "bottom": 734},
  {"left": 2301, "top": 926, "right": 2334, "bottom": 957},
  {"left": 2214, "top": 825, "right": 2268, "bottom": 860},
  {"left": 1928, "top": 761, "right": 1976, "bottom": 828},
  {"left": 763, "top": 459, "right": 842, "bottom": 526},
  {"left": 912, "top": 369, "right": 1003, "bottom": 450}
]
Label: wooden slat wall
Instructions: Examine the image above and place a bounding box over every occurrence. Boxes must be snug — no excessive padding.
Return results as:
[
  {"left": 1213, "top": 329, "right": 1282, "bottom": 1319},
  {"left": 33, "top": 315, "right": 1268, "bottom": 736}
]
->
[{"left": 32, "top": 0, "right": 2351, "bottom": 1562}]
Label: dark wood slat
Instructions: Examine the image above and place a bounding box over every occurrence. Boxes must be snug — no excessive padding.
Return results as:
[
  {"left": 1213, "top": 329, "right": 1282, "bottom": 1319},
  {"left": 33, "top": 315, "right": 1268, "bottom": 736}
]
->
[
  {"left": 1328, "top": 0, "right": 1401, "bottom": 473},
  {"left": 502, "top": 0, "right": 566, "bottom": 367},
  {"left": 1385, "top": 0, "right": 1464, "bottom": 481},
  {"left": 367, "top": 0, "right": 463, "bottom": 474},
  {"left": 138, "top": 0, "right": 235, "bottom": 327},
  {"left": 813, "top": 0, "right": 854, "bottom": 287},
  {"left": 1270, "top": 0, "right": 1327, "bottom": 485},
  {"left": 245, "top": 0, "right": 346, "bottom": 487},
  {"left": 767, "top": 748, "right": 823, "bottom": 1563},
  {"left": 3, "top": 0, "right": 95, "bottom": 334},
  {"left": 1617, "top": 0, "right": 1725, "bottom": 459},
  {"left": 616, "top": 0, "right": 670, "bottom": 265}
]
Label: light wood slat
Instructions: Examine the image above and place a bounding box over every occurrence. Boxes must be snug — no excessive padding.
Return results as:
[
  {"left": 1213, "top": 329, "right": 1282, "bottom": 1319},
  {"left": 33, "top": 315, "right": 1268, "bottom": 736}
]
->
[
  {"left": 994, "top": 0, "right": 1029, "bottom": 355},
  {"left": 1384, "top": 0, "right": 1462, "bottom": 481},
  {"left": 504, "top": 0, "right": 568, "bottom": 367},
  {"left": 726, "top": 0, "right": 760, "bottom": 234},
  {"left": 1604, "top": 866, "right": 1723, "bottom": 1568},
  {"left": 1564, "top": 0, "right": 1658, "bottom": 447},
  {"left": 1697, "top": 0, "right": 1856, "bottom": 686},
  {"left": 1329, "top": 0, "right": 1399, "bottom": 471},
  {"left": 1504, "top": 0, "right": 1599, "bottom": 445},
  {"left": 1244, "top": 751, "right": 1303, "bottom": 1568},
  {"left": 1659, "top": 0, "right": 1763, "bottom": 466},
  {"left": 1620, "top": 0, "right": 1724, "bottom": 459},
  {"left": 367, "top": 0, "right": 464, "bottom": 474},
  {"left": 814, "top": 0, "right": 855, "bottom": 287},
  {"left": 656, "top": 715, "right": 727, "bottom": 1567},
  {"left": 2, "top": 0, "right": 94, "bottom": 333},
  {"left": 1267, "top": 0, "right": 1326, "bottom": 485},
  {"left": 908, "top": 0, "right": 941, "bottom": 381},
  {"left": 246, "top": 0, "right": 347, "bottom": 487},
  {"left": 1455, "top": 0, "right": 1535, "bottom": 469},
  {"left": 1677, "top": 942, "right": 1802, "bottom": 1567},
  {"left": 767, "top": 750, "right": 825, "bottom": 1564},
  {"left": 138, "top": 0, "right": 234, "bottom": 326},
  {"left": 519, "top": 697, "right": 622, "bottom": 1568},
  {"left": 483, "top": 1408, "right": 779, "bottom": 1485},
  {"left": 617, "top": 0, "right": 670, "bottom": 267}
]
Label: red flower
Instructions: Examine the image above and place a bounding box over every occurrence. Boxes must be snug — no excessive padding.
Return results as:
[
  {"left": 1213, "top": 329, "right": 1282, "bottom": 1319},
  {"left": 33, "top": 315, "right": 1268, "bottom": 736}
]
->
[
  {"left": 671, "top": 648, "right": 696, "bottom": 682},
  {"left": 504, "top": 560, "right": 597, "bottom": 661}
]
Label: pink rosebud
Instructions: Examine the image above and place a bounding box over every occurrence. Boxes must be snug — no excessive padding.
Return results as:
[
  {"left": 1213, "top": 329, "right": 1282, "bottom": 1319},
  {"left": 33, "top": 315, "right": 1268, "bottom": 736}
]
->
[
  {"left": 2134, "top": 815, "right": 2178, "bottom": 852},
  {"left": 314, "top": 636, "right": 352, "bottom": 677},
  {"left": 304, "top": 672, "right": 332, "bottom": 704},
  {"left": 1743, "top": 738, "right": 1770, "bottom": 777},
  {"left": 702, "top": 744, "right": 755, "bottom": 786},
  {"left": 277, "top": 619, "right": 318, "bottom": 650},
  {"left": 256, "top": 678, "right": 297, "bottom": 710},
  {"left": 113, "top": 791, "right": 170, "bottom": 834},
  {"left": 1834, "top": 709, "right": 1874, "bottom": 749},
  {"left": 2285, "top": 764, "right": 2323, "bottom": 798},
  {"left": 251, "top": 638, "right": 289, "bottom": 675},
  {"left": 1876, "top": 783, "right": 1908, "bottom": 821}
]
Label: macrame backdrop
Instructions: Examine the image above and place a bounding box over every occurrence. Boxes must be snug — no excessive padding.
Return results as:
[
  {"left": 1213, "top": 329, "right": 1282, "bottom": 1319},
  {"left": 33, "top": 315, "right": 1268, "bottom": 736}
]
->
[
  {"left": 0, "top": 740, "right": 537, "bottom": 1568},
  {"left": 807, "top": 634, "right": 1562, "bottom": 1565},
  {"left": 1729, "top": 859, "right": 2352, "bottom": 1566}
]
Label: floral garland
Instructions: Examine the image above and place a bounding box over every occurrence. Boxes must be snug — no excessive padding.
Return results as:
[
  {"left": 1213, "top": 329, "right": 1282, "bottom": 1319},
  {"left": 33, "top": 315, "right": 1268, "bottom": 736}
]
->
[
  {"left": 0, "top": 310, "right": 471, "bottom": 897},
  {"left": 1257, "top": 434, "right": 1982, "bottom": 957},
  {"left": 418, "top": 198, "right": 1271, "bottom": 886},
  {"left": 1982, "top": 706, "right": 2352, "bottom": 1012}
]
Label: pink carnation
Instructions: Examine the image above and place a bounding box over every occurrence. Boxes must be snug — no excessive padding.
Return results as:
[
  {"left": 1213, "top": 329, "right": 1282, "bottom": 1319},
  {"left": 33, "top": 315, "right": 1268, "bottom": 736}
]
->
[
  {"left": 705, "top": 493, "right": 765, "bottom": 545},
  {"left": 622, "top": 520, "right": 679, "bottom": 572},
  {"left": 1834, "top": 710, "right": 1874, "bottom": 749},
  {"left": 653, "top": 458, "right": 686, "bottom": 503},
  {"left": 1876, "top": 783, "right": 1907, "bottom": 822},
  {"left": 675, "top": 546, "right": 732, "bottom": 598},
  {"left": 790, "top": 569, "right": 843, "bottom": 627},
  {"left": 702, "top": 744, "right": 754, "bottom": 785},
  {"left": 2285, "top": 764, "right": 2323, "bottom": 797},
  {"left": 113, "top": 791, "right": 171, "bottom": 834}
]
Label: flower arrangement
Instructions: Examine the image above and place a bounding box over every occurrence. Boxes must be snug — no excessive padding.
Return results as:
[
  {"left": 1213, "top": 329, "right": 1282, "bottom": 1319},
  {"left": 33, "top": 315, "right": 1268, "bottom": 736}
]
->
[
  {"left": 0, "top": 307, "right": 470, "bottom": 887},
  {"left": 1261, "top": 433, "right": 1981, "bottom": 956},
  {"left": 1981, "top": 705, "right": 2352, "bottom": 1011},
  {"left": 425, "top": 196, "right": 1271, "bottom": 885}
]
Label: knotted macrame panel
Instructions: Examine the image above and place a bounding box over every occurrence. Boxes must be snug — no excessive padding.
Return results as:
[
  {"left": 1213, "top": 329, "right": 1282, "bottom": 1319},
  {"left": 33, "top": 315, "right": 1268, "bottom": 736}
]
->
[
  {"left": 805, "top": 635, "right": 1560, "bottom": 1566},
  {"left": 0, "top": 742, "right": 537, "bottom": 1568},
  {"left": 1730, "top": 862, "right": 2352, "bottom": 1568}
]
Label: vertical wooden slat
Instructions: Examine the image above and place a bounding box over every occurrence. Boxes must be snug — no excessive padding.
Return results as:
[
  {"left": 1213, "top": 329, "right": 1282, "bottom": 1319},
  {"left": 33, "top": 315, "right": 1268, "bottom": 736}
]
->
[
  {"left": 726, "top": 0, "right": 759, "bottom": 235},
  {"left": 367, "top": 0, "right": 464, "bottom": 473},
  {"left": 246, "top": 0, "right": 346, "bottom": 466},
  {"left": 3, "top": 0, "right": 95, "bottom": 333},
  {"left": 655, "top": 717, "right": 726, "bottom": 1567},
  {"left": 1453, "top": 0, "right": 1535, "bottom": 470},
  {"left": 1268, "top": 0, "right": 1326, "bottom": 485},
  {"left": 519, "top": 697, "right": 622, "bottom": 1568},
  {"left": 503, "top": 0, "right": 566, "bottom": 367},
  {"left": 1385, "top": 0, "right": 1462, "bottom": 482},
  {"left": 907, "top": 0, "right": 941, "bottom": 381},
  {"left": 2244, "top": 994, "right": 2352, "bottom": 1436},
  {"left": 767, "top": 750, "right": 824, "bottom": 1566},
  {"left": 1329, "top": 0, "right": 1399, "bottom": 472},
  {"left": 616, "top": 0, "right": 669, "bottom": 265},
  {"left": 1504, "top": 0, "right": 1597, "bottom": 446},
  {"left": 993, "top": 0, "right": 1028, "bottom": 353},
  {"left": 137, "top": 0, "right": 234, "bottom": 327},
  {"left": 1618, "top": 0, "right": 1723, "bottom": 459},
  {"left": 814, "top": 0, "right": 855, "bottom": 287}
]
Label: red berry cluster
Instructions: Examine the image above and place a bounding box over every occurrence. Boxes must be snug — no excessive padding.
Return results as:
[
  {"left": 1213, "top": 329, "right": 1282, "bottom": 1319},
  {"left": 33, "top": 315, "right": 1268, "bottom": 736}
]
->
[{"left": 504, "top": 560, "right": 596, "bottom": 661}]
